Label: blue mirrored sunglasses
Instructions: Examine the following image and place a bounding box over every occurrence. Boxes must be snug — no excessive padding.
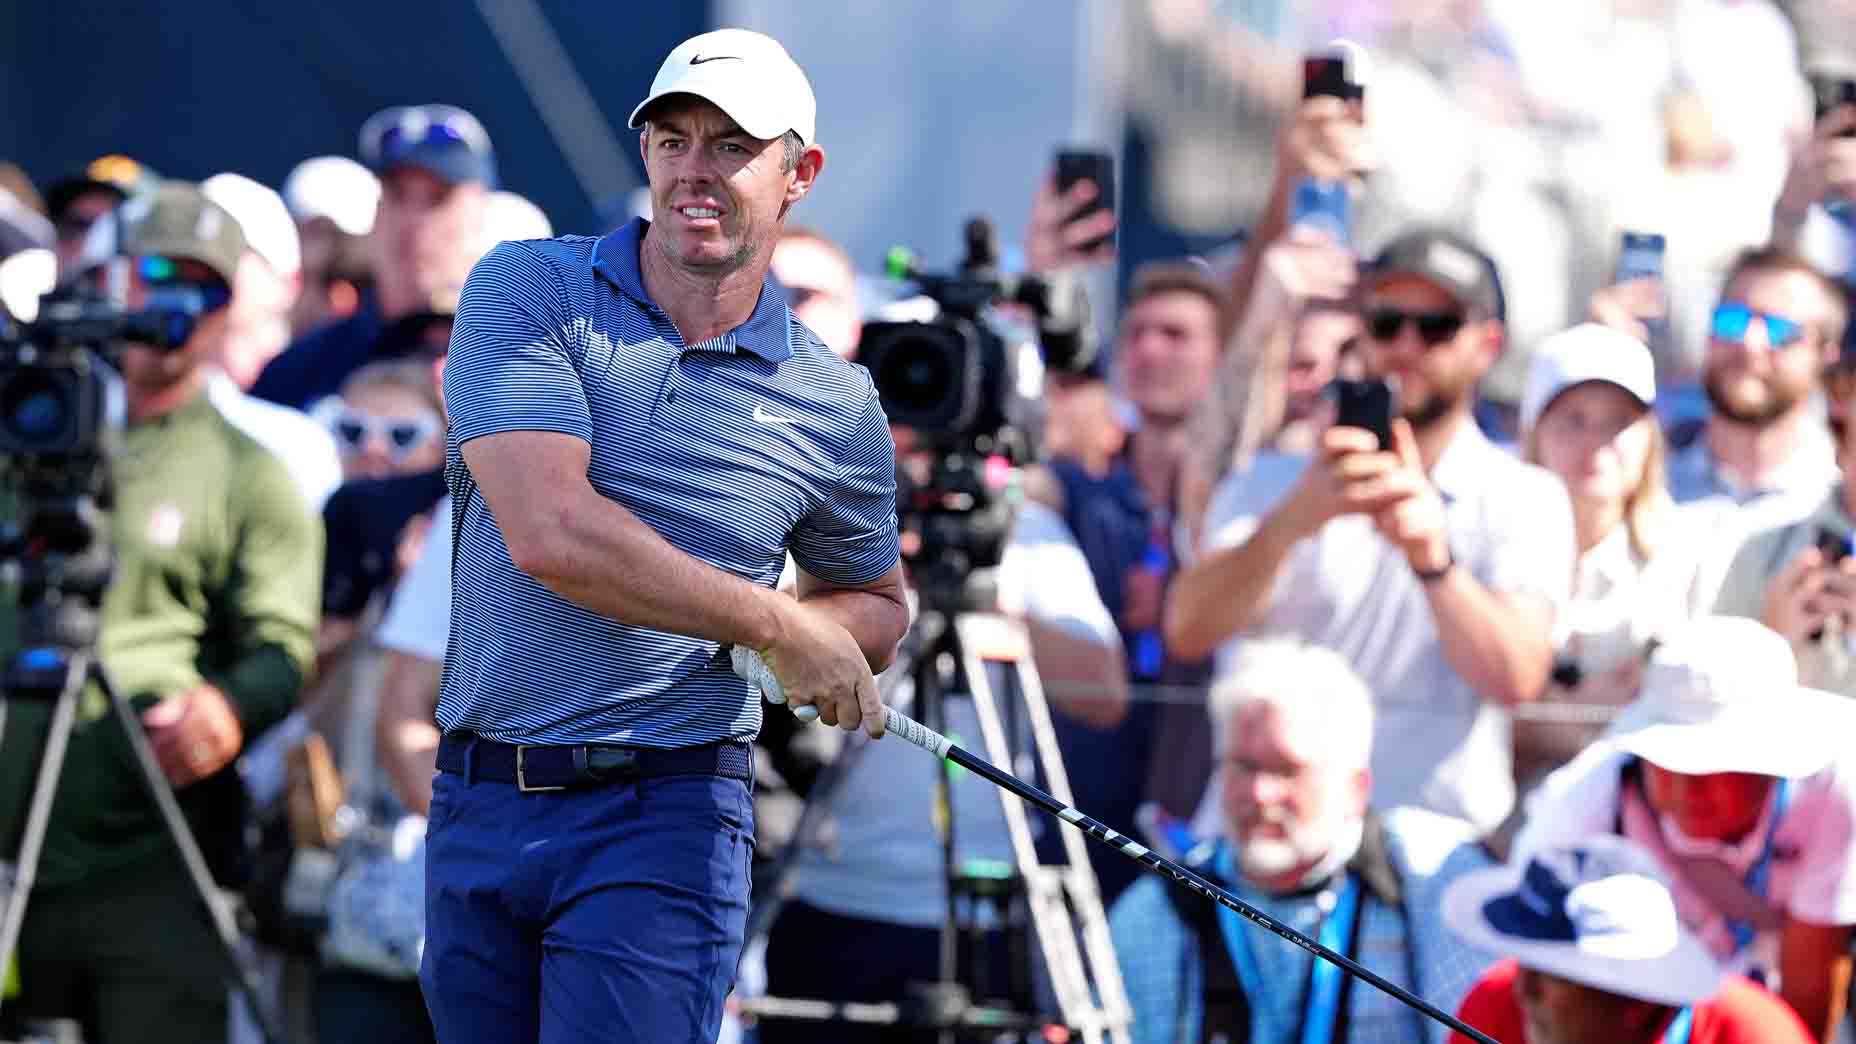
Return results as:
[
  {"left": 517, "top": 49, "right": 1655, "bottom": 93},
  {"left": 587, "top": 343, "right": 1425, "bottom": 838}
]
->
[
  {"left": 360, "top": 106, "right": 489, "bottom": 166},
  {"left": 135, "top": 255, "right": 231, "bottom": 314},
  {"left": 1711, "top": 301, "right": 1806, "bottom": 348}
]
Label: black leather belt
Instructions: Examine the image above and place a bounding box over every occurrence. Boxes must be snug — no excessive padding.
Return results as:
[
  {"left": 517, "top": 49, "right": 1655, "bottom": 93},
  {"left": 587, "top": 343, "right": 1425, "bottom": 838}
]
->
[{"left": 437, "top": 733, "right": 752, "bottom": 792}]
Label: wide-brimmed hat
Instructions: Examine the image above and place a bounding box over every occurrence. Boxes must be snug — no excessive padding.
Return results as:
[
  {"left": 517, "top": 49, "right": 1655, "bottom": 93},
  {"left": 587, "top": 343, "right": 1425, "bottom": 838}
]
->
[
  {"left": 1444, "top": 835, "right": 1724, "bottom": 1007},
  {"left": 1603, "top": 616, "right": 1848, "bottom": 779}
]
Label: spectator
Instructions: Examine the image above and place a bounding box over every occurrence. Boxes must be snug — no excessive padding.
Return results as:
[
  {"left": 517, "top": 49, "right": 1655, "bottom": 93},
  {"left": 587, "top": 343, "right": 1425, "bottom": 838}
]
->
[
  {"left": 0, "top": 181, "right": 321, "bottom": 1044},
  {"left": 1021, "top": 254, "right": 1224, "bottom": 902},
  {"left": 1514, "top": 614, "right": 1856, "bottom": 1041},
  {"left": 1167, "top": 228, "right": 1576, "bottom": 838},
  {"left": 194, "top": 172, "right": 344, "bottom": 513},
  {"left": 281, "top": 155, "right": 379, "bottom": 338},
  {"left": 1113, "top": 637, "right": 1495, "bottom": 1044},
  {"left": 1593, "top": 246, "right": 1846, "bottom": 536},
  {"left": 42, "top": 153, "right": 157, "bottom": 280},
  {"left": 252, "top": 104, "right": 492, "bottom": 411},
  {"left": 1511, "top": 324, "right": 1713, "bottom": 792},
  {"left": 201, "top": 172, "right": 302, "bottom": 385},
  {"left": 771, "top": 224, "right": 861, "bottom": 359},
  {"left": 1713, "top": 351, "right": 1856, "bottom": 694},
  {"left": 324, "top": 356, "right": 446, "bottom": 482},
  {"left": 1444, "top": 834, "right": 1815, "bottom": 1044}
]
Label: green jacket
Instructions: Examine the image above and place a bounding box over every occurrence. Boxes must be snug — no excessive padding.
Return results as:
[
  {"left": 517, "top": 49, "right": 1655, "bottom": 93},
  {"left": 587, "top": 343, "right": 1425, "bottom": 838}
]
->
[{"left": 0, "top": 389, "right": 323, "bottom": 889}]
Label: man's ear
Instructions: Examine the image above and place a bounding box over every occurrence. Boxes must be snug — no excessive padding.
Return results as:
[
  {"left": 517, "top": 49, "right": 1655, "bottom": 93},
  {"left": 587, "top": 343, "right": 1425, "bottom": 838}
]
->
[
  {"left": 1476, "top": 319, "right": 1506, "bottom": 375},
  {"left": 787, "top": 144, "right": 826, "bottom": 208}
]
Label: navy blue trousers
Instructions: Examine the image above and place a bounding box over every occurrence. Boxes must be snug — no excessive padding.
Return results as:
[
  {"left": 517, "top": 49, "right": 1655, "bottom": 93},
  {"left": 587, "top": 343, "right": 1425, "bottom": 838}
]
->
[{"left": 420, "top": 764, "right": 755, "bottom": 1043}]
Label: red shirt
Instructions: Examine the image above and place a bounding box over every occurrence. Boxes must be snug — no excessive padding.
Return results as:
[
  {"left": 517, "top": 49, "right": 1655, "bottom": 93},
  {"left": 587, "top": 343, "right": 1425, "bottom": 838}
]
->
[{"left": 1450, "top": 960, "right": 1815, "bottom": 1044}]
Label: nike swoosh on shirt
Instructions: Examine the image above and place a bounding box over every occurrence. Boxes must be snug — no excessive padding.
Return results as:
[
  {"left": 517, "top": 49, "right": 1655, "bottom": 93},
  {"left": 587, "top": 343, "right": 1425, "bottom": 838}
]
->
[
  {"left": 753, "top": 404, "right": 800, "bottom": 424},
  {"left": 690, "top": 54, "right": 740, "bottom": 65}
]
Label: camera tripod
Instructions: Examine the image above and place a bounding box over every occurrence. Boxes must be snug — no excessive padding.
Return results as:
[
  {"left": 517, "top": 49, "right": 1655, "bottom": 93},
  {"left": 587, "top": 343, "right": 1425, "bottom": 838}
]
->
[
  {"left": 0, "top": 494, "right": 283, "bottom": 1044},
  {"left": 738, "top": 571, "right": 1132, "bottom": 1044}
]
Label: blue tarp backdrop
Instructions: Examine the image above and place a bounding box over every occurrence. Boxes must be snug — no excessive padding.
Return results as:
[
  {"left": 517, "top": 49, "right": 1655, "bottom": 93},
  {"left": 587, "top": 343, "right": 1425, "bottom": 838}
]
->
[{"left": 0, "top": 1, "right": 706, "bottom": 237}]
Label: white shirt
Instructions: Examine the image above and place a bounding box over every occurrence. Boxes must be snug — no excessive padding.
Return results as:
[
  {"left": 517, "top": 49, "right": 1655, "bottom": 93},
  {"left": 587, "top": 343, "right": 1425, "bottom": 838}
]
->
[
  {"left": 206, "top": 369, "right": 343, "bottom": 512},
  {"left": 1201, "top": 422, "right": 1577, "bottom": 834},
  {"left": 377, "top": 495, "right": 453, "bottom": 662},
  {"left": 1555, "top": 509, "right": 1715, "bottom": 676},
  {"left": 1516, "top": 742, "right": 1856, "bottom": 986}
]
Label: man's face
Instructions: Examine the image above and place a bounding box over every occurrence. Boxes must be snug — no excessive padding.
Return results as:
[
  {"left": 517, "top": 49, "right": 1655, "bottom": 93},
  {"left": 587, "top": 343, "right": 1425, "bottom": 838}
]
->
[
  {"left": 1287, "top": 308, "right": 1358, "bottom": 421},
  {"left": 53, "top": 189, "right": 121, "bottom": 279},
  {"left": 772, "top": 236, "right": 860, "bottom": 357},
  {"left": 1514, "top": 966, "right": 1660, "bottom": 1044},
  {"left": 370, "top": 166, "right": 486, "bottom": 310},
  {"left": 108, "top": 258, "right": 228, "bottom": 397},
  {"left": 642, "top": 97, "right": 813, "bottom": 279},
  {"left": 1219, "top": 700, "right": 1366, "bottom": 886},
  {"left": 1703, "top": 268, "right": 1836, "bottom": 427},
  {"left": 1116, "top": 290, "right": 1221, "bottom": 424},
  {"left": 1641, "top": 763, "right": 1774, "bottom": 843},
  {"left": 215, "top": 251, "right": 297, "bottom": 389},
  {"left": 1358, "top": 275, "right": 1493, "bottom": 430}
]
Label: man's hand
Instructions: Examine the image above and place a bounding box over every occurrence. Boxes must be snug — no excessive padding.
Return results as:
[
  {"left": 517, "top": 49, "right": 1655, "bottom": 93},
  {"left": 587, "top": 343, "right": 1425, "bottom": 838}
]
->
[
  {"left": 758, "top": 597, "right": 884, "bottom": 738},
  {"left": 1761, "top": 546, "right": 1837, "bottom": 651},
  {"left": 1371, "top": 419, "right": 1451, "bottom": 574},
  {"left": 1588, "top": 278, "right": 1663, "bottom": 347},
  {"left": 1279, "top": 95, "right": 1372, "bottom": 185},
  {"left": 1777, "top": 107, "right": 1856, "bottom": 221},
  {"left": 1024, "top": 172, "right": 1117, "bottom": 274},
  {"left": 143, "top": 683, "right": 245, "bottom": 788},
  {"left": 1279, "top": 423, "right": 1417, "bottom": 539}
]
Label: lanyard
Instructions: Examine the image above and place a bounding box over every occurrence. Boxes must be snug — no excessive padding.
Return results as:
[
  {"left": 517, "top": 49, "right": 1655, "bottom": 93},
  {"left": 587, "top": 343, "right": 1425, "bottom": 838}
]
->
[
  {"left": 1213, "top": 844, "right": 1364, "bottom": 1044},
  {"left": 1729, "top": 777, "right": 1793, "bottom": 954},
  {"left": 1663, "top": 1006, "right": 1693, "bottom": 1044}
]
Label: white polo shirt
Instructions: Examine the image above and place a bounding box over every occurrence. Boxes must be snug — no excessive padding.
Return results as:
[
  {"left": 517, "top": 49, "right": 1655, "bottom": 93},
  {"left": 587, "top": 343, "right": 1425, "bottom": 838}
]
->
[
  {"left": 1201, "top": 421, "right": 1576, "bottom": 834},
  {"left": 1554, "top": 507, "right": 1717, "bottom": 677},
  {"left": 377, "top": 495, "right": 453, "bottom": 662}
]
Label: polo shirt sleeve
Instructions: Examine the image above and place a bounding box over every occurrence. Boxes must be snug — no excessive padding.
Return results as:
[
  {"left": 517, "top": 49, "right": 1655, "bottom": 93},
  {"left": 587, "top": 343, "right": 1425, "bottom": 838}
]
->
[
  {"left": 998, "top": 501, "right": 1119, "bottom": 646},
  {"left": 444, "top": 241, "right": 593, "bottom": 446},
  {"left": 1200, "top": 452, "right": 1308, "bottom": 554},
  {"left": 786, "top": 381, "right": 900, "bottom": 586},
  {"left": 1781, "top": 761, "right": 1856, "bottom": 926}
]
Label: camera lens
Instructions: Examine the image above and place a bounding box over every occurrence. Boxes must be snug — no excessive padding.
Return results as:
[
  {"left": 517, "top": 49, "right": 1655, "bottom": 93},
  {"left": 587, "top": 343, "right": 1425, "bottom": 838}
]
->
[
  {"left": 872, "top": 334, "right": 955, "bottom": 411},
  {"left": 2, "top": 372, "right": 71, "bottom": 446}
]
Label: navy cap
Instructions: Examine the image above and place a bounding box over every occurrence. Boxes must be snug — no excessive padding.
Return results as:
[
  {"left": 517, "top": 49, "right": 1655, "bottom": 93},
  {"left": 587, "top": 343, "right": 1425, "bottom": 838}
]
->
[{"left": 358, "top": 104, "right": 498, "bottom": 188}]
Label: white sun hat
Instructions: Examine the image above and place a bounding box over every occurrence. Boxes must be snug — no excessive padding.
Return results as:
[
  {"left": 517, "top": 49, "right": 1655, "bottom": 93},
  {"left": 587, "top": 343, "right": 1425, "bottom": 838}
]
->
[{"left": 1444, "top": 834, "right": 1725, "bottom": 1007}]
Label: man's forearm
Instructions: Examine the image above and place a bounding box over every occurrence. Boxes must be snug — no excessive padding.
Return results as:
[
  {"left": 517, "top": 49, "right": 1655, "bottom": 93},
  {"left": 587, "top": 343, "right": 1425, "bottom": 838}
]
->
[
  {"left": 1423, "top": 569, "right": 1553, "bottom": 706},
  {"left": 1164, "top": 507, "right": 1302, "bottom": 661},
  {"left": 1024, "top": 619, "right": 1130, "bottom": 729},
  {"left": 797, "top": 579, "right": 909, "bottom": 673},
  {"left": 375, "top": 651, "right": 443, "bottom": 816},
  {"left": 520, "top": 488, "right": 788, "bottom": 651}
]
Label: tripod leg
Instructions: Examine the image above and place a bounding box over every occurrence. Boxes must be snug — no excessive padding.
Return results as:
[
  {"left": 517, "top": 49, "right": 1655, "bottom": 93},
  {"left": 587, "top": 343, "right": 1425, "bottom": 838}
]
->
[
  {"left": 96, "top": 662, "right": 286, "bottom": 1044},
  {"left": 0, "top": 654, "right": 86, "bottom": 1016}
]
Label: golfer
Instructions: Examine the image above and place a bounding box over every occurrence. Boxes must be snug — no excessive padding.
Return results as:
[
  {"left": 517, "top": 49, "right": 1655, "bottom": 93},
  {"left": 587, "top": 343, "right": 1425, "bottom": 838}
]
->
[{"left": 420, "top": 28, "right": 908, "bottom": 1044}]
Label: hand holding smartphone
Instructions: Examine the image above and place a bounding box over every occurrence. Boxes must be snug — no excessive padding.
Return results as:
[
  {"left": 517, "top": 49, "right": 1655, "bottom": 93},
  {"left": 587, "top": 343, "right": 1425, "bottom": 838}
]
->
[
  {"left": 1330, "top": 377, "right": 1396, "bottom": 450},
  {"left": 1053, "top": 148, "right": 1116, "bottom": 254}
]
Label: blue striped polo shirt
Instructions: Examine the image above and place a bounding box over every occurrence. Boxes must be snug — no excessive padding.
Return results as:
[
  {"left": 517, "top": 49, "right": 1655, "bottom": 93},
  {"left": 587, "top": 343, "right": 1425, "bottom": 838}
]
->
[{"left": 438, "top": 218, "right": 900, "bottom": 748}]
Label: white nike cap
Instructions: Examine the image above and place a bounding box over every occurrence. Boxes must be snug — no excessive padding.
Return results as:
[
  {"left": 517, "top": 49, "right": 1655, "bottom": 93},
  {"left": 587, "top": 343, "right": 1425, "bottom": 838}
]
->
[
  {"left": 628, "top": 28, "right": 817, "bottom": 147},
  {"left": 203, "top": 172, "right": 301, "bottom": 277},
  {"left": 1520, "top": 322, "right": 1657, "bottom": 432}
]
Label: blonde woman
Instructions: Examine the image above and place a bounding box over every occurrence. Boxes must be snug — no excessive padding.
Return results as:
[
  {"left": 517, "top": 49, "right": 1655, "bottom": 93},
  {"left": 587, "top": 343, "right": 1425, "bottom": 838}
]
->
[{"left": 1512, "top": 324, "right": 1710, "bottom": 790}]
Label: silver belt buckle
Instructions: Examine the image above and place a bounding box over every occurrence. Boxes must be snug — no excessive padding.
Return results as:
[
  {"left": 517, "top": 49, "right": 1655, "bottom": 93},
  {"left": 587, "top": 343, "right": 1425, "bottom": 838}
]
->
[{"left": 515, "top": 746, "right": 566, "bottom": 792}]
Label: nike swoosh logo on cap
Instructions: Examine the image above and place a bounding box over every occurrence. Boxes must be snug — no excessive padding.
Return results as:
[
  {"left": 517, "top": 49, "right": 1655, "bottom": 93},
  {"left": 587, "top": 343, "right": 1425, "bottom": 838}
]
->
[{"left": 690, "top": 54, "right": 740, "bottom": 65}]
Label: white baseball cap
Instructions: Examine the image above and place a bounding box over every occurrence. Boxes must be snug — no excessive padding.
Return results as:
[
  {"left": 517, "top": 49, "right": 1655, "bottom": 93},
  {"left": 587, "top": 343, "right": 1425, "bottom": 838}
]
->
[
  {"left": 282, "top": 155, "right": 381, "bottom": 238},
  {"left": 1443, "top": 835, "right": 1724, "bottom": 1007},
  {"left": 628, "top": 28, "right": 817, "bottom": 146},
  {"left": 1602, "top": 615, "right": 1850, "bottom": 779},
  {"left": 1520, "top": 323, "right": 1657, "bottom": 432},
  {"left": 484, "top": 191, "right": 553, "bottom": 244},
  {"left": 202, "top": 173, "right": 301, "bottom": 277}
]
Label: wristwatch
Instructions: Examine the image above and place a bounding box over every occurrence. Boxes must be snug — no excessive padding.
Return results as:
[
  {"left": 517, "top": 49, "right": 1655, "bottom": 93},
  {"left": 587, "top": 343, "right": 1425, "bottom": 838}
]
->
[{"left": 1414, "top": 548, "right": 1456, "bottom": 583}]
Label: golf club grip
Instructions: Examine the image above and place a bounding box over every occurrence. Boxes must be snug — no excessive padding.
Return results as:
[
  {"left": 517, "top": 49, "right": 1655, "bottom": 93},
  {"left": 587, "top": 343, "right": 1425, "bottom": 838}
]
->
[{"left": 728, "top": 646, "right": 1500, "bottom": 1044}]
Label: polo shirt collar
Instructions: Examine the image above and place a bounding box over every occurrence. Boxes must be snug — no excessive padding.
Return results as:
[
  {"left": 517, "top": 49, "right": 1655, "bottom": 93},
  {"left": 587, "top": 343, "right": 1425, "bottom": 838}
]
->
[{"left": 593, "top": 217, "right": 793, "bottom": 362}]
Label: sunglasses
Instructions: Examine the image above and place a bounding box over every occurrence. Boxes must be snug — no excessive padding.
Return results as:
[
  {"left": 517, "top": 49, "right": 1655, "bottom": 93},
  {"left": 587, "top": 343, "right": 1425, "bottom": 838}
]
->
[
  {"left": 134, "top": 255, "right": 232, "bottom": 315},
  {"left": 330, "top": 409, "right": 440, "bottom": 459},
  {"left": 1711, "top": 302, "right": 1807, "bottom": 348},
  {"left": 359, "top": 105, "right": 492, "bottom": 168},
  {"left": 1364, "top": 307, "right": 1466, "bottom": 346}
]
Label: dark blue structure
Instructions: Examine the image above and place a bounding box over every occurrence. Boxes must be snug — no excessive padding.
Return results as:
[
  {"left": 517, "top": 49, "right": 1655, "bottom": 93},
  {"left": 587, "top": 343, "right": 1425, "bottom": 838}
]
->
[{"left": 0, "top": 1, "right": 707, "bottom": 236}]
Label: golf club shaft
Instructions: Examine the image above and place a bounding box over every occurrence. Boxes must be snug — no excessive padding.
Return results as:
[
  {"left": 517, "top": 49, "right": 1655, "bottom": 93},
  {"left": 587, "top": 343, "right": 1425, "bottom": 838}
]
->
[{"left": 731, "top": 648, "right": 1501, "bottom": 1044}]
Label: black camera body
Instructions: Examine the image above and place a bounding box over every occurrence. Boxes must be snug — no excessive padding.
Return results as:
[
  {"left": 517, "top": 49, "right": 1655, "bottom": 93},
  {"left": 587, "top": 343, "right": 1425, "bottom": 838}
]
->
[{"left": 858, "top": 218, "right": 1099, "bottom": 604}]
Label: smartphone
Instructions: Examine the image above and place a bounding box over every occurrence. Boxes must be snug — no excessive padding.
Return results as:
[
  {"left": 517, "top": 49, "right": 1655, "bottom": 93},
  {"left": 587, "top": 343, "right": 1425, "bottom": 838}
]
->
[
  {"left": 1289, "top": 178, "right": 1351, "bottom": 247},
  {"left": 1811, "top": 73, "right": 1856, "bottom": 137},
  {"left": 1615, "top": 230, "right": 1668, "bottom": 344},
  {"left": 1304, "top": 40, "right": 1366, "bottom": 102},
  {"left": 1331, "top": 377, "right": 1396, "bottom": 449},
  {"left": 1054, "top": 148, "right": 1116, "bottom": 253}
]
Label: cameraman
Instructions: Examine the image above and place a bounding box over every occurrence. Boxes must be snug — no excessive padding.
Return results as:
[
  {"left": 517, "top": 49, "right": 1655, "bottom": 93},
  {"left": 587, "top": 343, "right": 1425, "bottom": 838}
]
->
[{"left": 0, "top": 182, "right": 323, "bottom": 1044}]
